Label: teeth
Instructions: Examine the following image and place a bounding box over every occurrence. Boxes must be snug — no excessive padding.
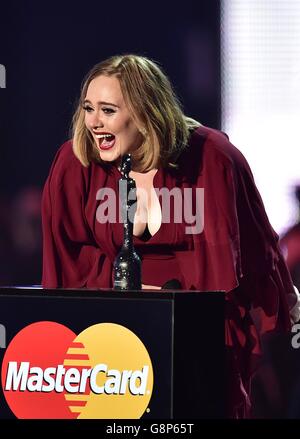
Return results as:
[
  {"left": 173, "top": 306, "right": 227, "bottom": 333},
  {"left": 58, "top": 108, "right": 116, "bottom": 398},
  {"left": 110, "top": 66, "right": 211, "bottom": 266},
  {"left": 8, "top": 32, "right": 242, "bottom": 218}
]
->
[{"left": 94, "top": 134, "right": 113, "bottom": 139}]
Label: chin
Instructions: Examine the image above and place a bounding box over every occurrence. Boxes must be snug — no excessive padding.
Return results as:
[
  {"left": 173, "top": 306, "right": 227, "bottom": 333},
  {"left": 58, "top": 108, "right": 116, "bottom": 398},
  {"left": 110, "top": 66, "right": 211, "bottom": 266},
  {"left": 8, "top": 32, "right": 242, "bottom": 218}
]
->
[
  {"left": 98, "top": 150, "right": 119, "bottom": 162},
  {"left": 100, "top": 155, "right": 118, "bottom": 163}
]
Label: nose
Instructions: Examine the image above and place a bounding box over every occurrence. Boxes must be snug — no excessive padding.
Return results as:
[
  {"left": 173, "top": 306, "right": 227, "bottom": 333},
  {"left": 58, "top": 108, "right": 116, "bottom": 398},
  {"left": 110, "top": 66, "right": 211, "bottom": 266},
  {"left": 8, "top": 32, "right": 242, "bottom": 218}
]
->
[{"left": 90, "top": 111, "right": 104, "bottom": 129}]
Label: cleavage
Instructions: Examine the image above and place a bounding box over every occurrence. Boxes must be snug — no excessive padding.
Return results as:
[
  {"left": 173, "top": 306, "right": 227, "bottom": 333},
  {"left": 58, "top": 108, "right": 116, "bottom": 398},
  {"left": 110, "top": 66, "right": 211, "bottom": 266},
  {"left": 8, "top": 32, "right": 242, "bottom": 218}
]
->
[{"left": 130, "top": 170, "right": 162, "bottom": 238}]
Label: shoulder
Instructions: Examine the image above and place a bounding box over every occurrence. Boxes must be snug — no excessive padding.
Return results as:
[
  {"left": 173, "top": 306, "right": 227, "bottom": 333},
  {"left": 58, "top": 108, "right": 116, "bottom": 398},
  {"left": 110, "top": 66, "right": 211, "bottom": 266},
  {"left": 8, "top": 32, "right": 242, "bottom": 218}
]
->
[
  {"left": 48, "top": 140, "right": 89, "bottom": 185},
  {"left": 43, "top": 140, "right": 92, "bottom": 197},
  {"left": 190, "top": 125, "right": 247, "bottom": 166},
  {"left": 187, "top": 125, "right": 252, "bottom": 176},
  {"left": 49, "top": 140, "right": 82, "bottom": 178}
]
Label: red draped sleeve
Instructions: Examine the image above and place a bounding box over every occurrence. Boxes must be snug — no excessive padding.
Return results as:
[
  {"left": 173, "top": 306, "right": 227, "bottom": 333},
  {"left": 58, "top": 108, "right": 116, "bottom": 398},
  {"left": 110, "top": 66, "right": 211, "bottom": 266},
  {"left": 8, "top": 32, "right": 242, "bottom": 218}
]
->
[
  {"left": 183, "top": 126, "right": 293, "bottom": 333},
  {"left": 41, "top": 141, "right": 112, "bottom": 288},
  {"left": 179, "top": 126, "right": 295, "bottom": 416}
]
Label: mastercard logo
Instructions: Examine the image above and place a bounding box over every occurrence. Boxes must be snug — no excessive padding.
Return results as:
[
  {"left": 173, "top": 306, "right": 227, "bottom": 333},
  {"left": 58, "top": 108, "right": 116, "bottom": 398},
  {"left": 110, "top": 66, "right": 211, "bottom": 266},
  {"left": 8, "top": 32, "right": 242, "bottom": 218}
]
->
[{"left": 1, "top": 321, "right": 154, "bottom": 419}]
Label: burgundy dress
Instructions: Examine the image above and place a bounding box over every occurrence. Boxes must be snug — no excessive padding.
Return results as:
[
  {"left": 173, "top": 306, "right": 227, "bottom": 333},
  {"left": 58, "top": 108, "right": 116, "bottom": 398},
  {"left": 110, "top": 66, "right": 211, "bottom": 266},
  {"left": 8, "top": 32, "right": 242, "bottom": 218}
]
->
[{"left": 41, "top": 125, "right": 293, "bottom": 417}]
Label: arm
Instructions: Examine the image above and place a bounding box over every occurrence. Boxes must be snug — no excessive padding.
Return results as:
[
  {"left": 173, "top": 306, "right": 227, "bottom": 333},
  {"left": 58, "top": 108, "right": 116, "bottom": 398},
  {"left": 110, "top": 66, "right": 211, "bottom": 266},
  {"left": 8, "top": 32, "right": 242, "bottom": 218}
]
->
[
  {"left": 41, "top": 142, "right": 112, "bottom": 288},
  {"left": 231, "top": 144, "right": 295, "bottom": 331},
  {"left": 192, "top": 126, "right": 294, "bottom": 331}
]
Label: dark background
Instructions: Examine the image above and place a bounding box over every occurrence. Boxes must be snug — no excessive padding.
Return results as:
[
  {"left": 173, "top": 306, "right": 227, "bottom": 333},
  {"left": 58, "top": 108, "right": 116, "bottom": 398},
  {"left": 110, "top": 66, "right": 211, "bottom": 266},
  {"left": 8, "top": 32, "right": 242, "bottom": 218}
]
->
[
  {"left": 0, "top": 0, "right": 221, "bottom": 197},
  {"left": 1, "top": 1, "right": 300, "bottom": 420},
  {"left": 0, "top": 0, "right": 221, "bottom": 286}
]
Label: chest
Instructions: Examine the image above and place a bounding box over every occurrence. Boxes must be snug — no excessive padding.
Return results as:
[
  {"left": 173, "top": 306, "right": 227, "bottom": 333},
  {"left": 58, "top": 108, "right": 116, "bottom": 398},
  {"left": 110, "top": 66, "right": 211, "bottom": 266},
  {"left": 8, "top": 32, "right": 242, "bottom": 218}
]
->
[
  {"left": 129, "top": 170, "right": 161, "bottom": 237},
  {"left": 85, "top": 165, "right": 197, "bottom": 255}
]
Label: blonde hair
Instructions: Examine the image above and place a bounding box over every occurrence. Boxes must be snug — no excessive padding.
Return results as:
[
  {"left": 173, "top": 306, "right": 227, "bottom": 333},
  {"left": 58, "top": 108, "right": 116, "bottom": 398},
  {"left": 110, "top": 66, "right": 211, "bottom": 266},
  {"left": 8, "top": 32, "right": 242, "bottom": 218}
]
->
[{"left": 72, "top": 54, "right": 200, "bottom": 171}]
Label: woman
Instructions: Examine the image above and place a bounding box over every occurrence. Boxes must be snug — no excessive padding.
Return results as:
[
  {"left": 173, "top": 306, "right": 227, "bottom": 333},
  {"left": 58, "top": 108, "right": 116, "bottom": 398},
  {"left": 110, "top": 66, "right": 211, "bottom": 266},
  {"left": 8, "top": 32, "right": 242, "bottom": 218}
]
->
[{"left": 41, "top": 54, "right": 299, "bottom": 417}]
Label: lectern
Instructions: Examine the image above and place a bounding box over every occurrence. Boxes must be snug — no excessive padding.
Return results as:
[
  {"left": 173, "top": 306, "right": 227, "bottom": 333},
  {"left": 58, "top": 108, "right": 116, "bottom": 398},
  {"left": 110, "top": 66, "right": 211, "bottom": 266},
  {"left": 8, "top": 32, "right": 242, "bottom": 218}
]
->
[{"left": 0, "top": 287, "right": 224, "bottom": 419}]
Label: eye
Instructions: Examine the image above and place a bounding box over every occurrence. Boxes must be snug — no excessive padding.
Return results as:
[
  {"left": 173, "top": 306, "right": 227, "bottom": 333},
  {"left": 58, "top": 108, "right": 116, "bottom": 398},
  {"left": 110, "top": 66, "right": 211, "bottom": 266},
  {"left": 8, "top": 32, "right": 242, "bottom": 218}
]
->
[
  {"left": 82, "top": 105, "right": 94, "bottom": 113},
  {"left": 102, "top": 107, "right": 116, "bottom": 114}
]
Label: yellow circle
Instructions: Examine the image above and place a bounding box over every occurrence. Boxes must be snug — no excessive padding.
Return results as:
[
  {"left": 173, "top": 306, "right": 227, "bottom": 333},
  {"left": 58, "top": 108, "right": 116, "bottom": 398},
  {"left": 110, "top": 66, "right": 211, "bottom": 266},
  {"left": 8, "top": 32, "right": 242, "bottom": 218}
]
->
[{"left": 64, "top": 323, "right": 153, "bottom": 419}]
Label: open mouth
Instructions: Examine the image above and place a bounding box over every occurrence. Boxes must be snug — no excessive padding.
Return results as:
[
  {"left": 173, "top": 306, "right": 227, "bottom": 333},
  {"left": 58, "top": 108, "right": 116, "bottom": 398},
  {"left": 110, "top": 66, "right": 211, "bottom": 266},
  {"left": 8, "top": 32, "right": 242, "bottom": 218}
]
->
[{"left": 94, "top": 133, "right": 116, "bottom": 150}]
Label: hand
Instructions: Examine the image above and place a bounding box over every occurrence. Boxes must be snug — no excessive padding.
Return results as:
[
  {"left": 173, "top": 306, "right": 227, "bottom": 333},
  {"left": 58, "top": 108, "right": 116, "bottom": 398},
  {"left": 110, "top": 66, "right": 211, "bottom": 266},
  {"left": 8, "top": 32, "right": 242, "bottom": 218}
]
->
[{"left": 142, "top": 284, "right": 161, "bottom": 290}]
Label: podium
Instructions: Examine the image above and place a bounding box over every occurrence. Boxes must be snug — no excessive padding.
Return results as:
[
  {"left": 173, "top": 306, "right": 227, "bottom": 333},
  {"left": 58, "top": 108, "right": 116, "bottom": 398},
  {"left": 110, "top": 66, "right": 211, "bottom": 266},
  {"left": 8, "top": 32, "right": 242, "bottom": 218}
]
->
[{"left": 0, "top": 287, "right": 224, "bottom": 419}]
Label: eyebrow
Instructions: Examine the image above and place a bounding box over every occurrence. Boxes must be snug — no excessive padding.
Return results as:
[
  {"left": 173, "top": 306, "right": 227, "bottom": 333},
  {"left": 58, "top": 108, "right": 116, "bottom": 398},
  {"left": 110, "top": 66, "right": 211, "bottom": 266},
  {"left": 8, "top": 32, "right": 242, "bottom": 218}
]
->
[{"left": 83, "top": 99, "right": 119, "bottom": 108}]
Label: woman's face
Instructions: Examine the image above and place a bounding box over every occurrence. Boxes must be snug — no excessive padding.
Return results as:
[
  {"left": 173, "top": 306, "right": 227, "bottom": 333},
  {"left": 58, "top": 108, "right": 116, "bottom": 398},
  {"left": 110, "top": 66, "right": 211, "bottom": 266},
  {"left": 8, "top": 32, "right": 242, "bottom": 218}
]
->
[{"left": 83, "top": 75, "right": 143, "bottom": 164}]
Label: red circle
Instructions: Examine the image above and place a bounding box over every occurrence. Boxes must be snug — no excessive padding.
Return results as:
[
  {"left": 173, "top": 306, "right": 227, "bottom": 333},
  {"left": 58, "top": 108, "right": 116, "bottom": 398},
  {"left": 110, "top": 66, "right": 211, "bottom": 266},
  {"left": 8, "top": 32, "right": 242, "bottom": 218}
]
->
[{"left": 1, "top": 321, "right": 76, "bottom": 419}]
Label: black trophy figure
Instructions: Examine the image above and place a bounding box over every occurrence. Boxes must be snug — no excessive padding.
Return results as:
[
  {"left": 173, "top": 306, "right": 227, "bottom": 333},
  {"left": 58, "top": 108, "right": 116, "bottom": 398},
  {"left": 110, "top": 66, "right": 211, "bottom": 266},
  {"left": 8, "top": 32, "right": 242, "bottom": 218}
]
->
[{"left": 113, "top": 154, "right": 142, "bottom": 290}]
